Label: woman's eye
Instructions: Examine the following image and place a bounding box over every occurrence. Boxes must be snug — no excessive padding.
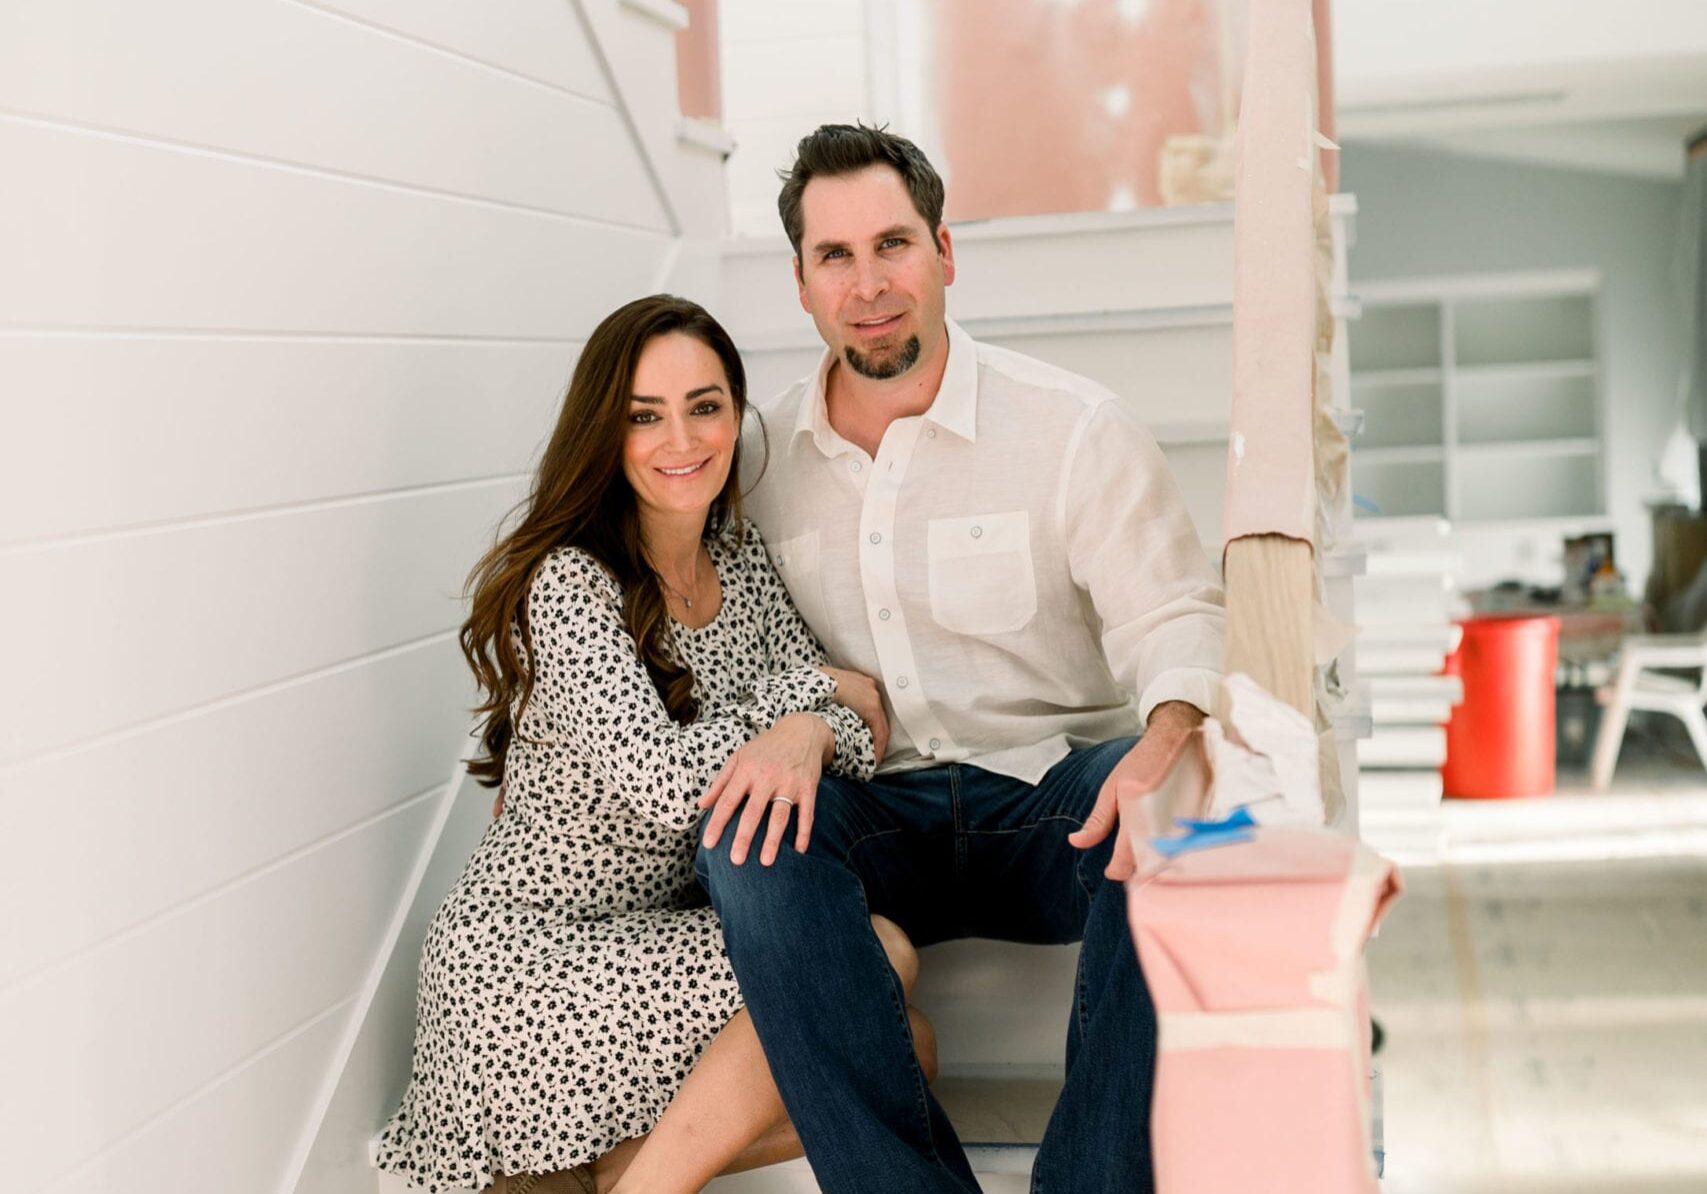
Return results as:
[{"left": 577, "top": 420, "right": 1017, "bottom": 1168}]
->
[
  {"left": 628, "top": 411, "right": 658, "bottom": 424},
  {"left": 693, "top": 401, "right": 723, "bottom": 416}
]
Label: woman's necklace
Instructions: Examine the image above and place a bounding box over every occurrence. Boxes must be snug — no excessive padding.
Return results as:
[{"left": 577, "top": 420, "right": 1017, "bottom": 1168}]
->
[{"left": 654, "top": 547, "right": 704, "bottom": 610}]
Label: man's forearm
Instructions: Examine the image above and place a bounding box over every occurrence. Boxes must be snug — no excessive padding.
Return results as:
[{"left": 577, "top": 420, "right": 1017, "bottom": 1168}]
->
[{"left": 1146, "top": 699, "right": 1206, "bottom": 733}]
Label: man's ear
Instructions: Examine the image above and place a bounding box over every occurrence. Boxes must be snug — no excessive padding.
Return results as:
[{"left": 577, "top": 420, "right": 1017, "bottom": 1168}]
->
[
  {"left": 794, "top": 255, "right": 810, "bottom": 313},
  {"left": 937, "top": 226, "right": 956, "bottom": 287}
]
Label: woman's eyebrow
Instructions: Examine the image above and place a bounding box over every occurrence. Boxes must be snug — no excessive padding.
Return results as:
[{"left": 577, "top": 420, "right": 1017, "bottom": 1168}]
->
[{"left": 630, "top": 384, "right": 725, "bottom": 404}]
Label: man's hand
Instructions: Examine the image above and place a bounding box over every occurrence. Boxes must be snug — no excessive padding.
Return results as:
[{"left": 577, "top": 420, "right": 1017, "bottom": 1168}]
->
[
  {"left": 1068, "top": 701, "right": 1205, "bottom": 881},
  {"left": 817, "top": 665, "right": 890, "bottom": 764},
  {"left": 699, "top": 713, "right": 835, "bottom": 867}
]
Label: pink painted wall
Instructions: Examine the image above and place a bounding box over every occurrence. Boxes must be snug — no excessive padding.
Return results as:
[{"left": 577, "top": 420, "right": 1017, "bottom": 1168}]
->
[
  {"left": 676, "top": 0, "right": 722, "bottom": 121},
  {"left": 934, "top": 0, "right": 1229, "bottom": 220}
]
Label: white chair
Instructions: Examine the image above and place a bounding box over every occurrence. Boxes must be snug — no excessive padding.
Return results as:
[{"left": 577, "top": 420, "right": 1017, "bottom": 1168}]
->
[{"left": 1590, "top": 633, "right": 1707, "bottom": 790}]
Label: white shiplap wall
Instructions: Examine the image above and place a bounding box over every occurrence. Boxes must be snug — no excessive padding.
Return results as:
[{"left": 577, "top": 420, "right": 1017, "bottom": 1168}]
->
[{"left": 0, "top": 1, "right": 709, "bottom": 1191}]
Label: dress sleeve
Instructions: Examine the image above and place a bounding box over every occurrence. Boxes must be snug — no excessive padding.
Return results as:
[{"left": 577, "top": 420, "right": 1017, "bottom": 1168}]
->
[
  {"left": 524, "top": 548, "right": 838, "bottom": 829},
  {"left": 743, "top": 524, "right": 877, "bottom": 780}
]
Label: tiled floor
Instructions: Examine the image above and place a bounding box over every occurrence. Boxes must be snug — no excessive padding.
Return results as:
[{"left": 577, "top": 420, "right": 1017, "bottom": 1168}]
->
[{"left": 1371, "top": 724, "right": 1707, "bottom": 1194}]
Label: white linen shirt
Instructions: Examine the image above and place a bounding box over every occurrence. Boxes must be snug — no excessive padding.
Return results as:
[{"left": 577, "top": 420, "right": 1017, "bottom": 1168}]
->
[{"left": 743, "top": 318, "right": 1225, "bottom": 783}]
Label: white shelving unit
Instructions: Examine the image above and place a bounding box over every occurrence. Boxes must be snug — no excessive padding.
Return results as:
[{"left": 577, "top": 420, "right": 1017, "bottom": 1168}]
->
[{"left": 1349, "top": 270, "right": 1606, "bottom": 526}]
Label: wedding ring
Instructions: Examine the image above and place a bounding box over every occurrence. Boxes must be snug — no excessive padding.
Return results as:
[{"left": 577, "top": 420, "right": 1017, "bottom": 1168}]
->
[{"left": 770, "top": 796, "right": 796, "bottom": 809}]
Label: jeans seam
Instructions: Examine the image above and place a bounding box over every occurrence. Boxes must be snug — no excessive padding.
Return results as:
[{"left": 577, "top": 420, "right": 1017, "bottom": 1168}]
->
[
  {"left": 949, "top": 766, "right": 967, "bottom": 878},
  {"left": 844, "top": 870, "right": 947, "bottom": 1175},
  {"left": 959, "top": 814, "right": 1083, "bottom": 836}
]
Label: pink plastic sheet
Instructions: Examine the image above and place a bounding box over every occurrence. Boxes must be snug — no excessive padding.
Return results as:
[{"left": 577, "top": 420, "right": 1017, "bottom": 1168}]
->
[{"left": 1127, "top": 826, "right": 1401, "bottom": 1193}]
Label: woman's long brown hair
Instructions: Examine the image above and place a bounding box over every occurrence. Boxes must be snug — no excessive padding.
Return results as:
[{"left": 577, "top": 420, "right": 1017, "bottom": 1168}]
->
[{"left": 461, "top": 295, "right": 753, "bottom": 787}]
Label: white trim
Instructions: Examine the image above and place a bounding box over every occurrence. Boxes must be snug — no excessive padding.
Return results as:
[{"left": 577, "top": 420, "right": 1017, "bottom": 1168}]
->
[
  {"left": 618, "top": 0, "right": 690, "bottom": 31},
  {"left": 1456, "top": 436, "right": 1599, "bottom": 461},
  {"left": 1355, "top": 268, "right": 1600, "bottom": 305},
  {"left": 276, "top": 742, "right": 479, "bottom": 1194},
  {"left": 676, "top": 117, "right": 737, "bottom": 157},
  {"left": 574, "top": 0, "right": 682, "bottom": 236}
]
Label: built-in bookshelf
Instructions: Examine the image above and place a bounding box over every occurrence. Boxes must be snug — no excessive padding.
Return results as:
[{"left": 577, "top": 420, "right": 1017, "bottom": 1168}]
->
[{"left": 1350, "top": 271, "right": 1605, "bottom": 523}]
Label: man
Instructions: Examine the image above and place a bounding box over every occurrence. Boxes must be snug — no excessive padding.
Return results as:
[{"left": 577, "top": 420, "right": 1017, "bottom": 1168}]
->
[{"left": 696, "top": 124, "right": 1224, "bottom": 1192}]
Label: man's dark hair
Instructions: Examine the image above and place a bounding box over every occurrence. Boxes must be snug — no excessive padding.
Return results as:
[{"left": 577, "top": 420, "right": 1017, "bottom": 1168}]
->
[{"left": 777, "top": 123, "right": 946, "bottom": 260}]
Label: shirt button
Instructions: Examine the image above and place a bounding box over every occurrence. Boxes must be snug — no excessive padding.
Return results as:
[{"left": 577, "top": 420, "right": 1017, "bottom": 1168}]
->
[
  {"left": 869, "top": 532, "right": 882, "bottom": 544},
  {"left": 850, "top": 460, "right": 862, "bottom": 472},
  {"left": 971, "top": 526, "right": 983, "bottom": 539},
  {"left": 896, "top": 676, "right": 909, "bottom": 688},
  {"left": 878, "top": 608, "right": 891, "bottom": 621},
  {"left": 926, "top": 428, "right": 937, "bottom": 439},
  {"left": 929, "top": 737, "right": 941, "bottom": 750}
]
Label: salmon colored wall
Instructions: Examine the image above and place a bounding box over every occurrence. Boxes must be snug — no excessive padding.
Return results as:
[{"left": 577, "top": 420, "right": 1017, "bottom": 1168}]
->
[
  {"left": 677, "top": 0, "right": 722, "bottom": 120},
  {"left": 934, "top": 0, "right": 1227, "bottom": 220}
]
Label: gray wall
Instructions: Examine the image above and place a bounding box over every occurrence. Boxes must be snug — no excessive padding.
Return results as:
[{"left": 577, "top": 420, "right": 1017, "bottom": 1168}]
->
[{"left": 1341, "top": 142, "right": 1688, "bottom": 588}]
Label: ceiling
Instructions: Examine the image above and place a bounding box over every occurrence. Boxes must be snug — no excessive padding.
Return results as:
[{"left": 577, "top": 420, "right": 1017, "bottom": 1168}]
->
[{"left": 1332, "top": 0, "right": 1707, "bottom": 179}]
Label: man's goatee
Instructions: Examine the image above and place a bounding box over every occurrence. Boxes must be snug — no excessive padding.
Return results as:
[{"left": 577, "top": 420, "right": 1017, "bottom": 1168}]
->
[{"left": 845, "top": 335, "right": 922, "bottom": 380}]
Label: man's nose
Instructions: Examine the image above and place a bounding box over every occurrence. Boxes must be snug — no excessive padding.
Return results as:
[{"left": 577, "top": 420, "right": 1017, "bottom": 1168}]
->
[{"left": 852, "top": 257, "right": 887, "bottom": 302}]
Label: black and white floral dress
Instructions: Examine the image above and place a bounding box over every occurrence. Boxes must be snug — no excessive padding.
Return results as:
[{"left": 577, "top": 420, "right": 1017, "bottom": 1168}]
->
[{"left": 375, "top": 520, "right": 874, "bottom": 1194}]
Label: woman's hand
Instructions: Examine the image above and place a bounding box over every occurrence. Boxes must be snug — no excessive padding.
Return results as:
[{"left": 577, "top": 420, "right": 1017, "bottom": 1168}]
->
[
  {"left": 698, "top": 713, "right": 833, "bottom": 867},
  {"left": 817, "top": 665, "right": 890, "bottom": 765}
]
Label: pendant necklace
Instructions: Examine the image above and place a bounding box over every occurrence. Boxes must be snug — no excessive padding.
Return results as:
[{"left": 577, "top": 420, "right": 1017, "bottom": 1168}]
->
[{"left": 656, "top": 548, "right": 704, "bottom": 610}]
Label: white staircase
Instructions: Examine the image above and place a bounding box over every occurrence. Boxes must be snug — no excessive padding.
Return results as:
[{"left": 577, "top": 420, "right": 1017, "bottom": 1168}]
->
[
  {"left": 1351, "top": 520, "right": 1468, "bottom": 860},
  {"left": 695, "top": 200, "right": 1367, "bottom": 1192},
  {"left": 370, "top": 200, "right": 1373, "bottom": 1194}
]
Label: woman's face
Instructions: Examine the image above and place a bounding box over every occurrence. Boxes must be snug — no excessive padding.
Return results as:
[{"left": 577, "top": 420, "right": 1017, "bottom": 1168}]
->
[{"left": 622, "top": 332, "right": 740, "bottom": 525}]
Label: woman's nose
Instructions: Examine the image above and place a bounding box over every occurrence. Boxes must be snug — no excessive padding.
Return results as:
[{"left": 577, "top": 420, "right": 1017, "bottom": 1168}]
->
[{"left": 665, "top": 413, "right": 696, "bottom": 449}]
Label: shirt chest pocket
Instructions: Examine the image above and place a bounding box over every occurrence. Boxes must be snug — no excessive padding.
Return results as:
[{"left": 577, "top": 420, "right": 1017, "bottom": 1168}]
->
[
  {"left": 926, "top": 510, "right": 1038, "bottom": 636},
  {"left": 769, "top": 529, "right": 832, "bottom": 638}
]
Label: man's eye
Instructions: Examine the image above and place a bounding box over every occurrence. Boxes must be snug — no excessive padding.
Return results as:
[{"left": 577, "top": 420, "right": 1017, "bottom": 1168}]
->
[
  {"left": 822, "top": 248, "right": 846, "bottom": 261},
  {"left": 882, "top": 237, "right": 906, "bottom": 249}
]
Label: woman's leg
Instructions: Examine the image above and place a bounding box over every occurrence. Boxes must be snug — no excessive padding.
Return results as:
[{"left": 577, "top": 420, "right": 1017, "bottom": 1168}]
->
[{"left": 601, "top": 916, "right": 935, "bottom": 1194}]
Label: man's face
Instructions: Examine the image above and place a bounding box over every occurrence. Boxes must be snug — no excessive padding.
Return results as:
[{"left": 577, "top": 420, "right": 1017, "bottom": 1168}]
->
[{"left": 794, "top": 164, "right": 955, "bottom": 382}]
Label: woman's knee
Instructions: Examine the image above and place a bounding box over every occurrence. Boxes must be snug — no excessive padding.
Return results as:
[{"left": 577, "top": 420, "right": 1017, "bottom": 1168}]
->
[
  {"left": 870, "top": 914, "right": 919, "bottom": 994},
  {"left": 906, "top": 1006, "right": 939, "bottom": 1084}
]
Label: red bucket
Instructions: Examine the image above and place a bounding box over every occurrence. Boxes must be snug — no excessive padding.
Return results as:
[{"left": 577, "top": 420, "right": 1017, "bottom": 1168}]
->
[{"left": 1441, "top": 614, "right": 1561, "bottom": 799}]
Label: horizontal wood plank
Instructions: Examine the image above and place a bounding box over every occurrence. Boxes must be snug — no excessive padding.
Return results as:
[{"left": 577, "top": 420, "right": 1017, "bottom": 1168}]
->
[
  {"left": 0, "top": 639, "right": 471, "bottom": 985},
  {"left": 51, "top": 999, "right": 352, "bottom": 1194},
  {"left": 1, "top": 481, "right": 522, "bottom": 765},
  {"left": 0, "top": 793, "right": 441, "bottom": 1188},
  {"left": 0, "top": 336, "right": 570, "bottom": 543},
  {"left": 1, "top": 0, "right": 665, "bottom": 228},
  {"left": 0, "top": 119, "right": 670, "bottom": 336},
  {"left": 306, "top": 0, "right": 612, "bottom": 100}
]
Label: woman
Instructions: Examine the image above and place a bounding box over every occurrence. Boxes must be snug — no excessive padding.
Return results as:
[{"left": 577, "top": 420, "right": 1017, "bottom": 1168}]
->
[{"left": 375, "top": 295, "right": 934, "bottom": 1194}]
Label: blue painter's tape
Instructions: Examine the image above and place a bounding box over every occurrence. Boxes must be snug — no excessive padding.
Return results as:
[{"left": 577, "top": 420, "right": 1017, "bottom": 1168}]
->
[{"left": 1150, "top": 807, "right": 1258, "bottom": 858}]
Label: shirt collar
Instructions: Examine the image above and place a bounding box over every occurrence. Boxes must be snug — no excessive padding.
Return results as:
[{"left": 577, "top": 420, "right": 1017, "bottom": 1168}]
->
[{"left": 793, "top": 318, "right": 980, "bottom": 457}]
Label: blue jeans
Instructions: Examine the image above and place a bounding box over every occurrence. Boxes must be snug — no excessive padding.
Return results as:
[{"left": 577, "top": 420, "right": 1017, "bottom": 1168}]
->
[{"left": 695, "top": 737, "right": 1155, "bottom": 1193}]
